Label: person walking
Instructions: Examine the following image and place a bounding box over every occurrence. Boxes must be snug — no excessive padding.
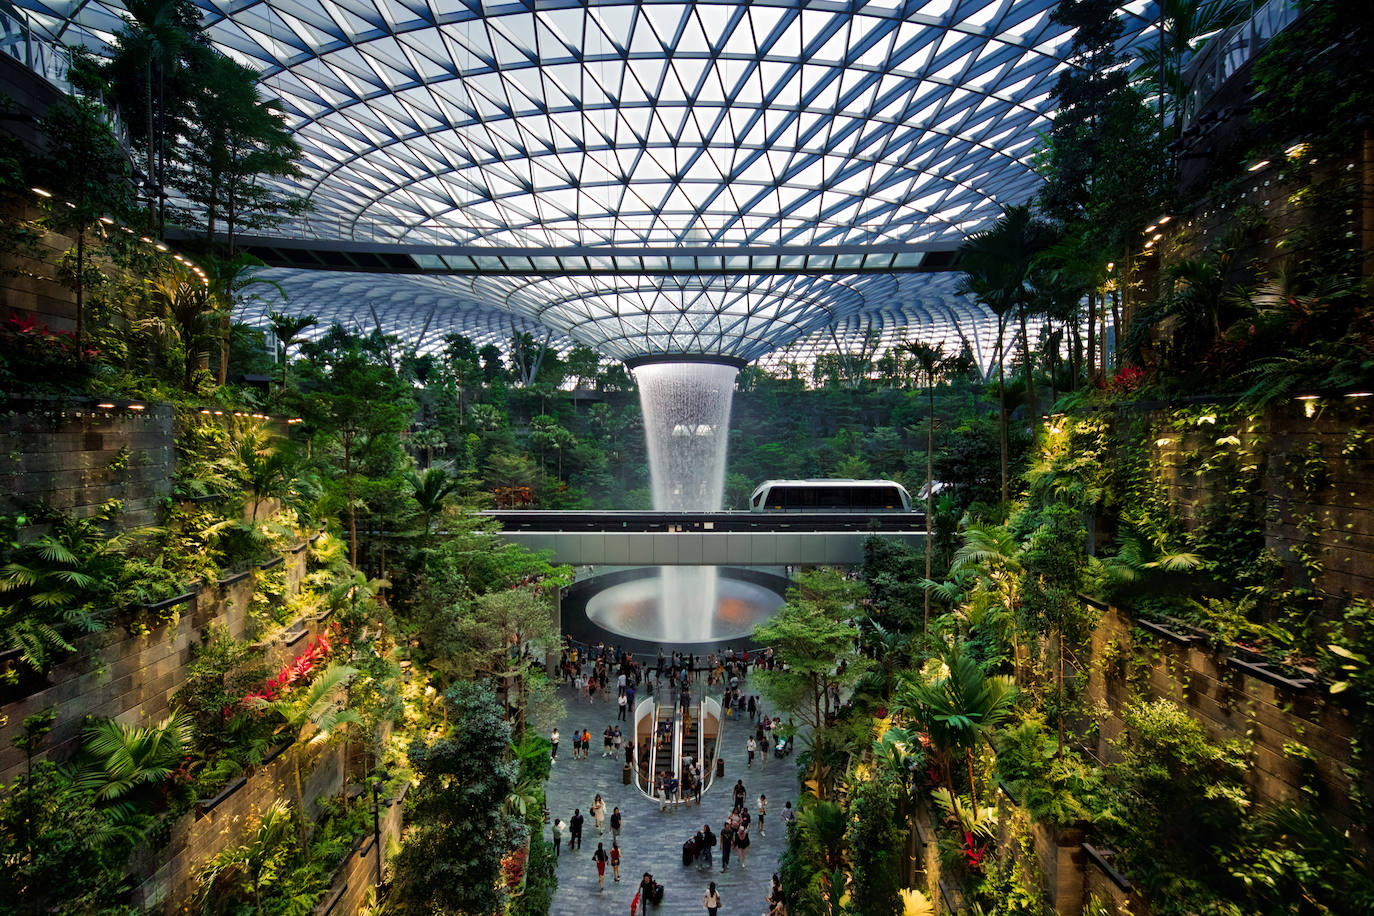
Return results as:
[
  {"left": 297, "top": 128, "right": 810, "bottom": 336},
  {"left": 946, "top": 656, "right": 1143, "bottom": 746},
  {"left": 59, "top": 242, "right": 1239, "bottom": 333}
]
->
[
  {"left": 552, "top": 818, "right": 564, "bottom": 858},
  {"left": 593, "top": 842, "right": 609, "bottom": 890},
  {"left": 701, "top": 823, "right": 715, "bottom": 867},
  {"left": 570, "top": 809, "right": 585, "bottom": 850},
  {"left": 550, "top": 727, "right": 560, "bottom": 762},
  {"left": 613, "top": 725, "right": 624, "bottom": 757},
  {"left": 781, "top": 800, "right": 795, "bottom": 831},
  {"left": 618, "top": 691, "right": 628, "bottom": 721},
  {"left": 610, "top": 840, "right": 621, "bottom": 883},
  {"left": 733, "top": 779, "right": 746, "bottom": 810},
  {"left": 603, "top": 725, "right": 614, "bottom": 757},
  {"left": 757, "top": 794, "right": 768, "bottom": 836},
  {"left": 638, "top": 873, "right": 655, "bottom": 916},
  {"left": 610, "top": 806, "right": 622, "bottom": 840},
  {"left": 735, "top": 822, "right": 751, "bottom": 867},
  {"left": 702, "top": 881, "right": 722, "bottom": 916},
  {"left": 720, "top": 820, "right": 733, "bottom": 871},
  {"left": 748, "top": 694, "right": 757, "bottom": 721},
  {"left": 747, "top": 736, "right": 757, "bottom": 768},
  {"left": 582, "top": 728, "right": 592, "bottom": 759},
  {"left": 571, "top": 728, "right": 582, "bottom": 760},
  {"left": 591, "top": 794, "right": 606, "bottom": 833}
]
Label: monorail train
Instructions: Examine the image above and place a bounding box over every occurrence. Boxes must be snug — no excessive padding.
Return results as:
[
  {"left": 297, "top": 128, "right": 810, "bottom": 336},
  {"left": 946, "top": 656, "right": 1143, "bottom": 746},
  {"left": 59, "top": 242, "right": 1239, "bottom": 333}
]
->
[{"left": 748, "top": 479, "right": 914, "bottom": 512}]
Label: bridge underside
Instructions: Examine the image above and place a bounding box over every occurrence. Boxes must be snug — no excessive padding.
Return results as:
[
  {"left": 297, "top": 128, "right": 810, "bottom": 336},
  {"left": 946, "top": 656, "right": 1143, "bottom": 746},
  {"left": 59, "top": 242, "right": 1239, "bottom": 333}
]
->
[{"left": 498, "top": 529, "right": 925, "bottom": 566}]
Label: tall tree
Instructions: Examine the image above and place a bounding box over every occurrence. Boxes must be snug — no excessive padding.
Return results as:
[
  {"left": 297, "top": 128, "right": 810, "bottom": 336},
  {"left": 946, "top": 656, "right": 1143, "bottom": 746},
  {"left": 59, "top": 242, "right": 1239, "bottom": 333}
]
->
[
  {"left": 752, "top": 568, "right": 872, "bottom": 734},
  {"left": 266, "top": 308, "right": 318, "bottom": 391},
  {"left": 390, "top": 682, "right": 521, "bottom": 916},
  {"left": 33, "top": 96, "right": 133, "bottom": 348},
  {"left": 958, "top": 204, "right": 1054, "bottom": 501},
  {"left": 103, "top": 0, "right": 203, "bottom": 232},
  {"left": 902, "top": 340, "right": 951, "bottom": 629}
]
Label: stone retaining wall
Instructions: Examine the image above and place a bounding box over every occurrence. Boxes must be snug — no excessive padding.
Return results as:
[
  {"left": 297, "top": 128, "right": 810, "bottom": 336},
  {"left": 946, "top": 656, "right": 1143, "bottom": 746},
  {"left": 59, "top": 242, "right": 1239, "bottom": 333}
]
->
[
  {"left": 131, "top": 739, "right": 348, "bottom": 914},
  {"left": 313, "top": 785, "right": 407, "bottom": 916},
  {"left": 0, "top": 547, "right": 308, "bottom": 786},
  {"left": 1088, "top": 604, "right": 1361, "bottom": 824},
  {"left": 1138, "top": 399, "right": 1374, "bottom": 604},
  {"left": 1, "top": 397, "right": 174, "bottom": 527}
]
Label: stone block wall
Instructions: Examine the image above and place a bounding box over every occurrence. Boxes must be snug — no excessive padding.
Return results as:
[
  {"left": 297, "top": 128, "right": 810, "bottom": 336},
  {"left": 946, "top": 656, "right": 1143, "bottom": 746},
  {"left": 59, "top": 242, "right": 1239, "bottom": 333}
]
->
[
  {"left": 0, "top": 548, "right": 307, "bottom": 786},
  {"left": 130, "top": 740, "right": 348, "bottom": 914},
  {"left": 1, "top": 397, "right": 175, "bottom": 527},
  {"left": 313, "top": 785, "right": 407, "bottom": 916},
  {"left": 0, "top": 198, "right": 80, "bottom": 332},
  {"left": 1135, "top": 399, "right": 1374, "bottom": 605},
  {"left": 1087, "top": 605, "right": 1360, "bottom": 820}
]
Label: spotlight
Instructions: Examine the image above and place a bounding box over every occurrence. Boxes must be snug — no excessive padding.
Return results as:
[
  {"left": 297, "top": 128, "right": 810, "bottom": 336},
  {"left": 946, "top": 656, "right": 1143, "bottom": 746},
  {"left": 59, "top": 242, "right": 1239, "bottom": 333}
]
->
[
  {"left": 1247, "top": 160, "right": 1269, "bottom": 172},
  {"left": 31, "top": 187, "right": 51, "bottom": 197}
]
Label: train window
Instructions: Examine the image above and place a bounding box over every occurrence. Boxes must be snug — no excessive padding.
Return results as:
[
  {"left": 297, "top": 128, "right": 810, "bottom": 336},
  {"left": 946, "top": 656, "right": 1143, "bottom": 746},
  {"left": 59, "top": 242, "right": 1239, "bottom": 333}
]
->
[
  {"left": 818, "top": 487, "right": 848, "bottom": 507},
  {"left": 753, "top": 492, "right": 763, "bottom": 507}
]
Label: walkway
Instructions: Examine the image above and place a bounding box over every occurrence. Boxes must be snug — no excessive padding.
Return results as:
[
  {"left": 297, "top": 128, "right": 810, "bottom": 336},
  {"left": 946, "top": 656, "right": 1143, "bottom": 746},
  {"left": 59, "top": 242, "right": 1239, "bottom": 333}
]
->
[{"left": 543, "top": 677, "right": 799, "bottom": 916}]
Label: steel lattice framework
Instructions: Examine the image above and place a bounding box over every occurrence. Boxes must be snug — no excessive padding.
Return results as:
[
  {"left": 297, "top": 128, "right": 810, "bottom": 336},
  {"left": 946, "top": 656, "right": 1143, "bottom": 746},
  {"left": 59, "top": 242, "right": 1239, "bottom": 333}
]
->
[{"left": 13, "top": 0, "right": 1157, "bottom": 364}]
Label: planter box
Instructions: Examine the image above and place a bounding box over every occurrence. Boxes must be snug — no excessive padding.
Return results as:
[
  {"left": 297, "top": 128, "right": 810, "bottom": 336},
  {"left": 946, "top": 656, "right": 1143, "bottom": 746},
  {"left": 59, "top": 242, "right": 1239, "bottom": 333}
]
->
[
  {"left": 195, "top": 776, "right": 247, "bottom": 815},
  {"left": 257, "top": 556, "right": 284, "bottom": 571},
  {"left": 177, "top": 492, "right": 225, "bottom": 505},
  {"left": 290, "top": 541, "right": 309, "bottom": 554},
  {"left": 142, "top": 590, "right": 197, "bottom": 614},
  {"left": 263, "top": 738, "right": 295, "bottom": 765},
  {"left": 217, "top": 569, "right": 252, "bottom": 587},
  {"left": 1082, "top": 843, "right": 1132, "bottom": 891},
  {"left": 1226, "top": 656, "right": 1314, "bottom": 691},
  {"left": 1137, "top": 617, "right": 1195, "bottom": 646}
]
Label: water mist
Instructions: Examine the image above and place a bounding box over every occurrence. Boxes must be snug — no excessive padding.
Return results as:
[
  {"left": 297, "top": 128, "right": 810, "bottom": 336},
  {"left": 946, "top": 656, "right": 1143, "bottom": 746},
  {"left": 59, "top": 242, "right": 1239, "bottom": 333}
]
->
[{"left": 631, "top": 360, "right": 739, "bottom": 642}]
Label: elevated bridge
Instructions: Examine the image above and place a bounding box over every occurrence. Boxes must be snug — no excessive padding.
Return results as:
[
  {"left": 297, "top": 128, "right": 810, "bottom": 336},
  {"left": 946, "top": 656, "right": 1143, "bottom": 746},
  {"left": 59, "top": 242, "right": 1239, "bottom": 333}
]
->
[{"left": 484, "top": 511, "right": 926, "bottom": 566}]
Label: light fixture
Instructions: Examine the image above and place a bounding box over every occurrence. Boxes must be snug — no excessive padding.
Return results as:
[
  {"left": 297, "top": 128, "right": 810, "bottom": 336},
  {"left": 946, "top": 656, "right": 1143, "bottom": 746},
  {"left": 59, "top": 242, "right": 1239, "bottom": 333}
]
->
[
  {"left": 31, "top": 187, "right": 51, "bottom": 197},
  {"left": 1152, "top": 233, "right": 1163, "bottom": 241},
  {"left": 1106, "top": 261, "right": 1115, "bottom": 271},
  {"left": 1145, "top": 224, "right": 1156, "bottom": 233},
  {"left": 1248, "top": 160, "right": 1269, "bottom": 172},
  {"left": 1346, "top": 392, "right": 1372, "bottom": 398},
  {"left": 99, "top": 217, "right": 114, "bottom": 225},
  {"left": 155, "top": 243, "right": 169, "bottom": 251},
  {"left": 1285, "top": 143, "right": 1307, "bottom": 158},
  {"left": 128, "top": 404, "right": 145, "bottom": 411},
  {"left": 1158, "top": 215, "right": 1172, "bottom": 224},
  {"left": 1294, "top": 394, "right": 1320, "bottom": 400},
  {"left": 96, "top": 402, "right": 115, "bottom": 409}
]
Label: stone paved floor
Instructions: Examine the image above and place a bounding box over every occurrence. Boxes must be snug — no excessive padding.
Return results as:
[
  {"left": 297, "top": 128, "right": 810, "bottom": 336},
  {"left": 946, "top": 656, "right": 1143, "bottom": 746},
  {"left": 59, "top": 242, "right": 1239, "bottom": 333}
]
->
[{"left": 543, "top": 677, "right": 799, "bottom": 916}]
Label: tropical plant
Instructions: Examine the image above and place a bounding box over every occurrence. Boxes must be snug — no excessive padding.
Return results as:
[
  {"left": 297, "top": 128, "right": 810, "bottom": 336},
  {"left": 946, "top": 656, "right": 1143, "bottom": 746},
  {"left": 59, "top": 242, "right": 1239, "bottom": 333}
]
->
[
  {"left": 249, "top": 661, "right": 359, "bottom": 838},
  {"left": 958, "top": 204, "right": 1055, "bottom": 500},
  {"left": 897, "top": 646, "right": 1016, "bottom": 814},
  {"left": 196, "top": 799, "right": 298, "bottom": 915},
  {"left": 266, "top": 309, "right": 318, "bottom": 390},
  {"left": 903, "top": 339, "right": 953, "bottom": 628},
  {"left": 77, "top": 710, "right": 193, "bottom": 801},
  {"left": 406, "top": 466, "right": 460, "bottom": 540},
  {"left": 234, "top": 423, "right": 295, "bottom": 525}
]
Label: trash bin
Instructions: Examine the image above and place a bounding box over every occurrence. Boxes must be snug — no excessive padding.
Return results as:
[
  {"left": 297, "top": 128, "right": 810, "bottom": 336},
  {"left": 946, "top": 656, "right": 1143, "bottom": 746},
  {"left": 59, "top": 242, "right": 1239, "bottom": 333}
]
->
[
  {"left": 715, "top": 757, "right": 725, "bottom": 778},
  {"left": 622, "top": 764, "right": 632, "bottom": 785}
]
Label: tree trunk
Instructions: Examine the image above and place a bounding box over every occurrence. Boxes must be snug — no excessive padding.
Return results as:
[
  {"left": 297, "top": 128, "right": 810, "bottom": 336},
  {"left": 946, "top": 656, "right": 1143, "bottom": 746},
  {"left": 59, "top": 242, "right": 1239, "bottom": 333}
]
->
[
  {"left": 924, "top": 382, "right": 934, "bottom": 631},
  {"left": 1057, "top": 629, "right": 1066, "bottom": 757},
  {"left": 1086, "top": 289, "right": 1097, "bottom": 383},
  {"left": 345, "top": 436, "right": 358, "bottom": 567},
  {"left": 1363, "top": 126, "right": 1374, "bottom": 282},
  {"left": 145, "top": 61, "right": 155, "bottom": 233},
  {"left": 996, "top": 318, "right": 1009, "bottom": 504},
  {"left": 1109, "top": 287, "right": 1122, "bottom": 374},
  {"left": 1019, "top": 305, "right": 1038, "bottom": 440}
]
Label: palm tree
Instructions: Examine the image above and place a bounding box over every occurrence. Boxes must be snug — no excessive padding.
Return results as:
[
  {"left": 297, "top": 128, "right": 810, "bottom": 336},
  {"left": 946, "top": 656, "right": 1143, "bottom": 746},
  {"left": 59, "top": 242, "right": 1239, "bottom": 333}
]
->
[
  {"left": 791, "top": 800, "right": 848, "bottom": 916},
  {"left": 78, "top": 710, "right": 193, "bottom": 800},
  {"left": 251, "top": 663, "right": 359, "bottom": 840},
  {"left": 405, "top": 467, "right": 460, "bottom": 540},
  {"left": 197, "top": 799, "right": 296, "bottom": 915},
  {"left": 145, "top": 265, "right": 219, "bottom": 390},
  {"left": 266, "top": 309, "right": 318, "bottom": 391},
  {"left": 959, "top": 205, "right": 1055, "bottom": 500},
  {"left": 234, "top": 424, "right": 294, "bottom": 526},
  {"left": 902, "top": 340, "right": 949, "bottom": 629},
  {"left": 897, "top": 646, "right": 1016, "bottom": 814}
]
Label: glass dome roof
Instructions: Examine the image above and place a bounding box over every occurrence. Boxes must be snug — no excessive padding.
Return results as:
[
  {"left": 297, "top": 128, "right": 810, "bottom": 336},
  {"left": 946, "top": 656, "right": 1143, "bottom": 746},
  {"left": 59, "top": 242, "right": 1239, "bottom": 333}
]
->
[{"left": 17, "top": 0, "right": 1158, "bottom": 361}]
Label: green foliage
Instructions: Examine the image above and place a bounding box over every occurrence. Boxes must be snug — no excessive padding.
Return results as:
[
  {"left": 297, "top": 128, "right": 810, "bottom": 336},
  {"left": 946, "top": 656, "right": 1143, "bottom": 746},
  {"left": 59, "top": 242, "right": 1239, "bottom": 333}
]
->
[
  {"left": 844, "top": 779, "right": 904, "bottom": 916},
  {"left": 994, "top": 713, "right": 1098, "bottom": 826},
  {"left": 0, "top": 713, "right": 151, "bottom": 914},
  {"left": 752, "top": 568, "right": 872, "bottom": 736},
  {"left": 390, "top": 682, "right": 522, "bottom": 916},
  {"left": 77, "top": 709, "right": 193, "bottom": 801},
  {"left": 1099, "top": 699, "right": 1252, "bottom": 914}
]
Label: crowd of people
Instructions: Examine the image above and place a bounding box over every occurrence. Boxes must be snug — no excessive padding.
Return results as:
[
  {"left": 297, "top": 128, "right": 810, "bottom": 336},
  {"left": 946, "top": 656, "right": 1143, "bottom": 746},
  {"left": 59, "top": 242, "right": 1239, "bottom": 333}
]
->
[{"left": 548, "top": 637, "right": 796, "bottom": 914}]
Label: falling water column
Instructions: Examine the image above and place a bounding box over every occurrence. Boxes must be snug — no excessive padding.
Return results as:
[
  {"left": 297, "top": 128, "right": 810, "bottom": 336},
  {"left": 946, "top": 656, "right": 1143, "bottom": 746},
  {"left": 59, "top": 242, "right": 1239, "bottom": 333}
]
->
[{"left": 628, "top": 358, "right": 741, "bottom": 642}]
